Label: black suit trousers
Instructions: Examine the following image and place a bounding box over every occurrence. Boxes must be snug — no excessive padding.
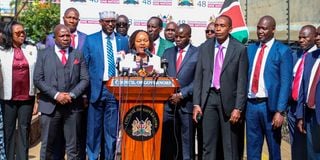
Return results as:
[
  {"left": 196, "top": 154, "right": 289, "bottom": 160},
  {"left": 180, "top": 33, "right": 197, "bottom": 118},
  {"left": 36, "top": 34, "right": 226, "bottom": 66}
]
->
[{"left": 202, "top": 90, "right": 244, "bottom": 160}]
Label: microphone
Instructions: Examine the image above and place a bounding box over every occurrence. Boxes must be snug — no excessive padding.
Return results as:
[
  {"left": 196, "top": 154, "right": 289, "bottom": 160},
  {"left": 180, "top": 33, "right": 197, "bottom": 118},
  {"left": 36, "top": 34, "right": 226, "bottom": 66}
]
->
[
  {"left": 144, "top": 48, "right": 153, "bottom": 57},
  {"left": 116, "top": 57, "right": 121, "bottom": 76},
  {"left": 161, "top": 59, "right": 169, "bottom": 77},
  {"left": 121, "top": 67, "right": 130, "bottom": 76},
  {"left": 129, "top": 49, "right": 137, "bottom": 55}
]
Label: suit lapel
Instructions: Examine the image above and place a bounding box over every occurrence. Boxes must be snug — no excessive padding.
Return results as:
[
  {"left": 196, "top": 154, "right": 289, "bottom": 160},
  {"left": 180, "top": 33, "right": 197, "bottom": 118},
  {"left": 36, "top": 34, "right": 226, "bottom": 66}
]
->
[
  {"left": 209, "top": 39, "right": 215, "bottom": 73},
  {"left": 221, "top": 39, "right": 235, "bottom": 73},
  {"left": 68, "top": 47, "right": 76, "bottom": 78}
]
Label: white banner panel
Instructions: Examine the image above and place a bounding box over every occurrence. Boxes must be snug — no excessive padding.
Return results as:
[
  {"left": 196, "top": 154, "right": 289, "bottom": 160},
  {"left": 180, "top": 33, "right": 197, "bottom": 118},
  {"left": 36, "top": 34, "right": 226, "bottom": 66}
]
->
[{"left": 60, "top": 0, "right": 224, "bottom": 46}]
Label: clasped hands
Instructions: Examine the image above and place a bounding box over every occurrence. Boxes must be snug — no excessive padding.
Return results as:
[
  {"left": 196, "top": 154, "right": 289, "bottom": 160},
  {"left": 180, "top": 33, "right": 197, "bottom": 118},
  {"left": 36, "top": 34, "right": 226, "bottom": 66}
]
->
[
  {"left": 169, "top": 93, "right": 183, "bottom": 106},
  {"left": 56, "top": 92, "right": 72, "bottom": 105}
]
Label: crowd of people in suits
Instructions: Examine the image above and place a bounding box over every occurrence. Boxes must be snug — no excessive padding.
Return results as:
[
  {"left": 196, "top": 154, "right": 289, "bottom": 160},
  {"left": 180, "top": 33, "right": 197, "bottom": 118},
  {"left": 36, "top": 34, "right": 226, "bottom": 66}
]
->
[{"left": 0, "top": 6, "right": 319, "bottom": 160}]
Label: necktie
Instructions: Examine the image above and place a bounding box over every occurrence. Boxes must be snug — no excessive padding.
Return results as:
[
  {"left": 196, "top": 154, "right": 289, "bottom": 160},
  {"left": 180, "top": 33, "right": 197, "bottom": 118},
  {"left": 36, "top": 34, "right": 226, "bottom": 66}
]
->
[
  {"left": 70, "top": 33, "right": 76, "bottom": 48},
  {"left": 60, "top": 49, "right": 67, "bottom": 65},
  {"left": 152, "top": 43, "right": 156, "bottom": 54},
  {"left": 176, "top": 49, "right": 184, "bottom": 71},
  {"left": 212, "top": 45, "right": 224, "bottom": 89},
  {"left": 307, "top": 64, "right": 320, "bottom": 108},
  {"left": 107, "top": 36, "right": 115, "bottom": 77},
  {"left": 251, "top": 44, "right": 266, "bottom": 94},
  {"left": 292, "top": 52, "right": 307, "bottom": 100}
]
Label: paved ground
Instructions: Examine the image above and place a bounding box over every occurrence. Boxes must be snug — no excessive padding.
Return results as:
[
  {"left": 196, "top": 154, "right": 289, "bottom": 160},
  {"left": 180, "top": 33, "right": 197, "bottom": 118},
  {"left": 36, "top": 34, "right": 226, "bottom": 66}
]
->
[{"left": 29, "top": 139, "right": 291, "bottom": 160}]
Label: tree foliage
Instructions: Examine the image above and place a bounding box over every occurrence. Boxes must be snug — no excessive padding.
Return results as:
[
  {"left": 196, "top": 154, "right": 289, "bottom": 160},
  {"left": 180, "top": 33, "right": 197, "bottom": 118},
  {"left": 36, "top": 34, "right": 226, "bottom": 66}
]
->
[{"left": 19, "top": 1, "right": 60, "bottom": 43}]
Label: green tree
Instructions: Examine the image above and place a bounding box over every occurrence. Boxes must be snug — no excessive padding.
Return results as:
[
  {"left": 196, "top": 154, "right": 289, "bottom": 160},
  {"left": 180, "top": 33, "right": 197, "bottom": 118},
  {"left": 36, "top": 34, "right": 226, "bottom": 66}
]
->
[{"left": 19, "top": 1, "right": 60, "bottom": 43}]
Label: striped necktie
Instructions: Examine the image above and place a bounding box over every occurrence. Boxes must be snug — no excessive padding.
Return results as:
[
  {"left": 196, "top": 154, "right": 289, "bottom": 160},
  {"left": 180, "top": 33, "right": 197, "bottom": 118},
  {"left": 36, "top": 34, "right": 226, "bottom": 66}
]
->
[{"left": 106, "top": 36, "right": 115, "bottom": 77}]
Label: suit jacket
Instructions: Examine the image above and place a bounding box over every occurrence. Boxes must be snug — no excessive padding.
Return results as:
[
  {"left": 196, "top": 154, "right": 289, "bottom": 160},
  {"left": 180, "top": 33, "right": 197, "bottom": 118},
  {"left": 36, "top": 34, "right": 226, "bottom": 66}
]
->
[
  {"left": 297, "top": 50, "right": 320, "bottom": 124},
  {"left": 33, "top": 46, "right": 89, "bottom": 114},
  {"left": 0, "top": 44, "right": 37, "bottom": 100},
  {"left": 162, "top": 44, "right": 199, "bottom": 113},
  {"left": 82, "top": 31, "right": 129, "bottom": 103},
  {"left": 193, "top": 37, "right": 248, "bottom": 117},
  {"left": 247, "top": 40, "right": 293, "bottom": 112},
  {"left": 157, "top": 37, "right": 174, "bottom": 57},
  {"left": 45, "top": 31, "right": 87, "bottom": 51}
]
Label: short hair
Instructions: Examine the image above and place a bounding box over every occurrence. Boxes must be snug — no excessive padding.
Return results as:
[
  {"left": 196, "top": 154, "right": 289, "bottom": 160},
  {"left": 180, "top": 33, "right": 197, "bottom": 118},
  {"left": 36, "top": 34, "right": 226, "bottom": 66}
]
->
[
  {"left": 129, "top": 30, "right": 154, "bottom": 51},
  {"left": 217, "top": 15, "right": 232, "bottom": 27},
  {"left": 64, "top": 7, "right": 79, "bottom": 17},
  {"left": 148, "top": 16, "right": 163, "bottom": 28}
]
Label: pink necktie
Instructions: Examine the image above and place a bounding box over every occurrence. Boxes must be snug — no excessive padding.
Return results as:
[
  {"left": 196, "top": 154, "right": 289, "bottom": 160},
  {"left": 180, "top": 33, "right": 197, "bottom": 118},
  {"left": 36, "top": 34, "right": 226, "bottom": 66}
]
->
[
  {"left": 70, "top": 34, "right": 76, "bottom": 48},
  {"left": 60, "top": 49, "right": 67, "bottom": 65},
  {"left": 307, "top": 64, "right": 320, "bottom": 108},
  {"left": 176, "top": 49, "right": 184, "bottom": 71},
  {"left": 292, "top": 52, "right": 307, "bottom": 100},
  {"left": 251, "top": 44, "right": 266, "bottom": 93},
  {"left": 212, "top": 45, "right": 224, "bottom": 89},
  {"left": 152, "top": 43, "right": 156, "bottom": 54}
]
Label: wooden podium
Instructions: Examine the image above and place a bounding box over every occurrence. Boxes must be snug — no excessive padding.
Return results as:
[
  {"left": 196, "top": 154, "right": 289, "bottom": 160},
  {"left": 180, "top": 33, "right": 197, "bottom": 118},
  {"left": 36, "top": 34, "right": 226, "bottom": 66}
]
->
[{"left": 106, "top": 77, "right": 179, "bottom": 160}]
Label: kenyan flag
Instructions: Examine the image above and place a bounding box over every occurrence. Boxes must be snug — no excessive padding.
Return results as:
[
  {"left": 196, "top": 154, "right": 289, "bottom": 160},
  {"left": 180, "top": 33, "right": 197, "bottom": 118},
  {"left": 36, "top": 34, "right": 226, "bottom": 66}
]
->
[{"left": 219, "top": 0, "right": 249, "bottom": 44}]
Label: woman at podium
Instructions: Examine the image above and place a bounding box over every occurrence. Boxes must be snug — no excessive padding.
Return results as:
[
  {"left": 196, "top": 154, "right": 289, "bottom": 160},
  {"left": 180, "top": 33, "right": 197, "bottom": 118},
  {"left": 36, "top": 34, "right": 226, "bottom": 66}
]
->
[{"left": 119, "top": 30, "right": 162, "bottom": 76}]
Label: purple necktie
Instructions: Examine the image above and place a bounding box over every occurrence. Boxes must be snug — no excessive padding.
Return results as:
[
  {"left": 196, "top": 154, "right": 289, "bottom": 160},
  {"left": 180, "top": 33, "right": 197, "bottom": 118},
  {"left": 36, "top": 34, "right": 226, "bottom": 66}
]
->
[{"left": 212, "top": 45, "right": 224, "bottom": 89}]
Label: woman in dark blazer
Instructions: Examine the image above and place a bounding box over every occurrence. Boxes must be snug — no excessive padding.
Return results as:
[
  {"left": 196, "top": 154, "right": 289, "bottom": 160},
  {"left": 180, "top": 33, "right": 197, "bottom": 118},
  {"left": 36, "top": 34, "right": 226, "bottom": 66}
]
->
[{"left": 0, "top": 21, "right": 37, "bottom": 160}]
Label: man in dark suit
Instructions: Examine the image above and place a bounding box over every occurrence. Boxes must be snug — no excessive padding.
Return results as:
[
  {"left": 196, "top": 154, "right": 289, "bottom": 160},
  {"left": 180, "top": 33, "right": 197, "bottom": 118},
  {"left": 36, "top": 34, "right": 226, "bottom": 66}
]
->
[
  {"left": 246, "top": 15, "right": 293, "bottom": 159},
  {"left": 288, "top": 25, "right": 317, "bottom": 160},
  {"left": 147, "top": 16, "right": 174, "bottom": 57},
  {"left": 82, "top": 11, "right": 129, "bottom": 160},
  {"left": 297, "top": 49, "right": 320, "bottom": 160},
  {"left": 161, "top": 24, "right": 198, "bottom": 160},
  {"left": 34, "top": 24, "right": 89, "bottom": 159},
  {"left": 45, "top": 7, "right": 87, "bottom": 51},
  {"left": 193, "top": 15, "right": 248, "bottom": 160}
]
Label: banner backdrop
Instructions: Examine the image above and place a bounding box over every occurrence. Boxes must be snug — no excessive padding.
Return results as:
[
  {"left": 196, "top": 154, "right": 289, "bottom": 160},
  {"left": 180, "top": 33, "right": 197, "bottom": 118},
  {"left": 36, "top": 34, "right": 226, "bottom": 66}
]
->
[{"left": 60, "top": 0, "right": 224, "bottom": 46}]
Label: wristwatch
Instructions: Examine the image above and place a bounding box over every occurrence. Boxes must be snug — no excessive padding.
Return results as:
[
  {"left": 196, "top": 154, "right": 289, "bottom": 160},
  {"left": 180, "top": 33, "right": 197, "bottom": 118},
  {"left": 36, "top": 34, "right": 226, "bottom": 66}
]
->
[{"left": 69, "top": 92, "right": 76, "bottom": 99}]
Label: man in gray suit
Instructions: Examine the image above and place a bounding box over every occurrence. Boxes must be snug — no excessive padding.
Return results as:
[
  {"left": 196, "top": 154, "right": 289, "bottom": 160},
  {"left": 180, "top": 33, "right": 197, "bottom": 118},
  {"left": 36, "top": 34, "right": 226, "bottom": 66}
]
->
[
  {"left": 34, "top": 24, "right": 89, "bottom": 159},
  {"left": 193, "top": 15, "right": 248, "bottom": 160}
]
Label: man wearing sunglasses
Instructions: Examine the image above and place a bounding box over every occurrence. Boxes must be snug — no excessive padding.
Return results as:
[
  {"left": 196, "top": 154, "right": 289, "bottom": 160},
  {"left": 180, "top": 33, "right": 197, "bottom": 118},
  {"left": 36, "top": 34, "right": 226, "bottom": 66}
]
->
[
  {"left": 116, "top": 15, "right": 130, "bottom": 38},
  {"left": 205, "top": 22, "right": 215, "bottom": 40}
]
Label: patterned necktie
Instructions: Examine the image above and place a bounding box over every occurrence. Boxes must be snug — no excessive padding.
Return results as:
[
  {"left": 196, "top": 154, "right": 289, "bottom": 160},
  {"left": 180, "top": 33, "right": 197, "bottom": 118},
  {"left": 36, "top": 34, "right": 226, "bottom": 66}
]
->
[
  {"left": 152, "top": 43, "right": 156, "bottom": 54},
  {"left": 176, "top": 49, "right": 184, "bottom": 71},
  {"left": 106, "top": 36, "right": 115, "bottom": 77},
  {"left": 292, "top": 52, "right": 307, "bottom": 100},
  {"left": 212, "top": 44, "right": 224, "bottom": 89},
  {"left": 307, "top": 64, "right": 320, "bottom": 108},
  {"left": 59, "top": 49, "right": 67, "bottom": 65},
  {"left": 70, "top": 33, "right": 76, "bottom": 48},
  {"left": 251, "top": 44, "right": 266, "bottom": 93}
]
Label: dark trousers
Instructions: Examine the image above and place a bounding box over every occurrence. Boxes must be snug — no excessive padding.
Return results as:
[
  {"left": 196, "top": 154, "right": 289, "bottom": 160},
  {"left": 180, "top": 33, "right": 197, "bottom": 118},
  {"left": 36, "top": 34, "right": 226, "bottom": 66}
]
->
[
  {"left": 2, "top": 99, "right": 34, "bottom": 160},
  {"left": 86, "top": 86, "right": 119, "bottom": 160},
  {"left": 161, "top": 104, "right": 195, "bottom": 160},
  {"left": 246, "top": 100, "right": 281, "bottom": 160},
  {"left": 40, "top": 105, "right": 82, "bottom": 160},
  {"left": 202, "top": 90, "right": 244, "bottom": 160},
  {"left": 305, "top": 108, "right": 320, "bottom": 160},
  {"left": 288, "top": 100, "right": 307, "bottom": 160}
]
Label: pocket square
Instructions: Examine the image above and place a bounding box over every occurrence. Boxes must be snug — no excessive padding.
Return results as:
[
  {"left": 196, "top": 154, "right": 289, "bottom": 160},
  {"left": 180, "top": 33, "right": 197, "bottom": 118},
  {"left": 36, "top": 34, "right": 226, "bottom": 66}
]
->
[{"left": 73, "top": 59, "right": 80, "bottom": 64}]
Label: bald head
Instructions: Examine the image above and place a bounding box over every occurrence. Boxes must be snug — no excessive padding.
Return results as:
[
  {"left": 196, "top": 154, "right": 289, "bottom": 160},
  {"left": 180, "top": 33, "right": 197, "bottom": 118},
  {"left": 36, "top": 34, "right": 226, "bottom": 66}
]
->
[
  {"left": 54, "top": 24, "right": 71, "bottom": 49},
  {"left": 257, "top": 15, "right": 276, "bottom": 43},
  {"left": 175, "top": 23, "right": 191, "bottom": 49},
  {"left": 298, "top": 25, "right": 317, "bottom": 50}
]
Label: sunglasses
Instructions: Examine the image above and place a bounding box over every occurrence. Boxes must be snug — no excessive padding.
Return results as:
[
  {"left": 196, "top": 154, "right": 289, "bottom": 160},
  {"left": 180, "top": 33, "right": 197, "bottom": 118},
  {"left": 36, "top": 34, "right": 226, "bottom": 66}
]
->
[
  {"left": 116, "top": 22, "right": 128, "bottom": 27},
  {"left": 14, "top": 31, "right": 26, "bottom": 36},
  {"left": 165, "top": 29, "right": 175, "bottom": 32},
  {"left": 205, "top": 29, "right": 215, "bottom": 34}
]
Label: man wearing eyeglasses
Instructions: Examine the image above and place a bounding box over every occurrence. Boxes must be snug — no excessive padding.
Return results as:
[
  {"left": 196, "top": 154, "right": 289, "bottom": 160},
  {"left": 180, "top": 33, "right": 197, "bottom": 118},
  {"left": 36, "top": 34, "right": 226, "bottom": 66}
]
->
[
  {"left": 116, "top": 15, "right": 130, "bottom": 38},
  {"left": 82, "top": 11, "right": 129, "bottom": 160},
  {"left": 45, "top": 7, "right": 87, "bottom": 51}
]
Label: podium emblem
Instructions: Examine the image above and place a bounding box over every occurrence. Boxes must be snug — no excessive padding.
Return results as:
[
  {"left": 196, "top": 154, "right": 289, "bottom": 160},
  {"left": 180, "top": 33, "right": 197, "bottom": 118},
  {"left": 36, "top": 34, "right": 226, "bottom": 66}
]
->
[{"left": 123, "top": 105, "right": 159, "bottom": 141}]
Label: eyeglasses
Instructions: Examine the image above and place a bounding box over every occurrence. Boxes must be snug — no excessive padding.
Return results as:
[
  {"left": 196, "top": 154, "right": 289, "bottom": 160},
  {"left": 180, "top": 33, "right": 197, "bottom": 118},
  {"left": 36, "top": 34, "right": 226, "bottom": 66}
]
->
[
  {"left": 14, "top": 31, "right": 26, "bottom": 36},
  {"left": 116, "top": 22, "right": 128, "bottom": 27},
  {"left": 165, "top": 29, "right": 175, "bottom": 32},
  {"left": 101, "top": 19, "right": 116, "bottom": 24},
  {"left": 205, "top": 30, "right": 215, "bottom": 34}
]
